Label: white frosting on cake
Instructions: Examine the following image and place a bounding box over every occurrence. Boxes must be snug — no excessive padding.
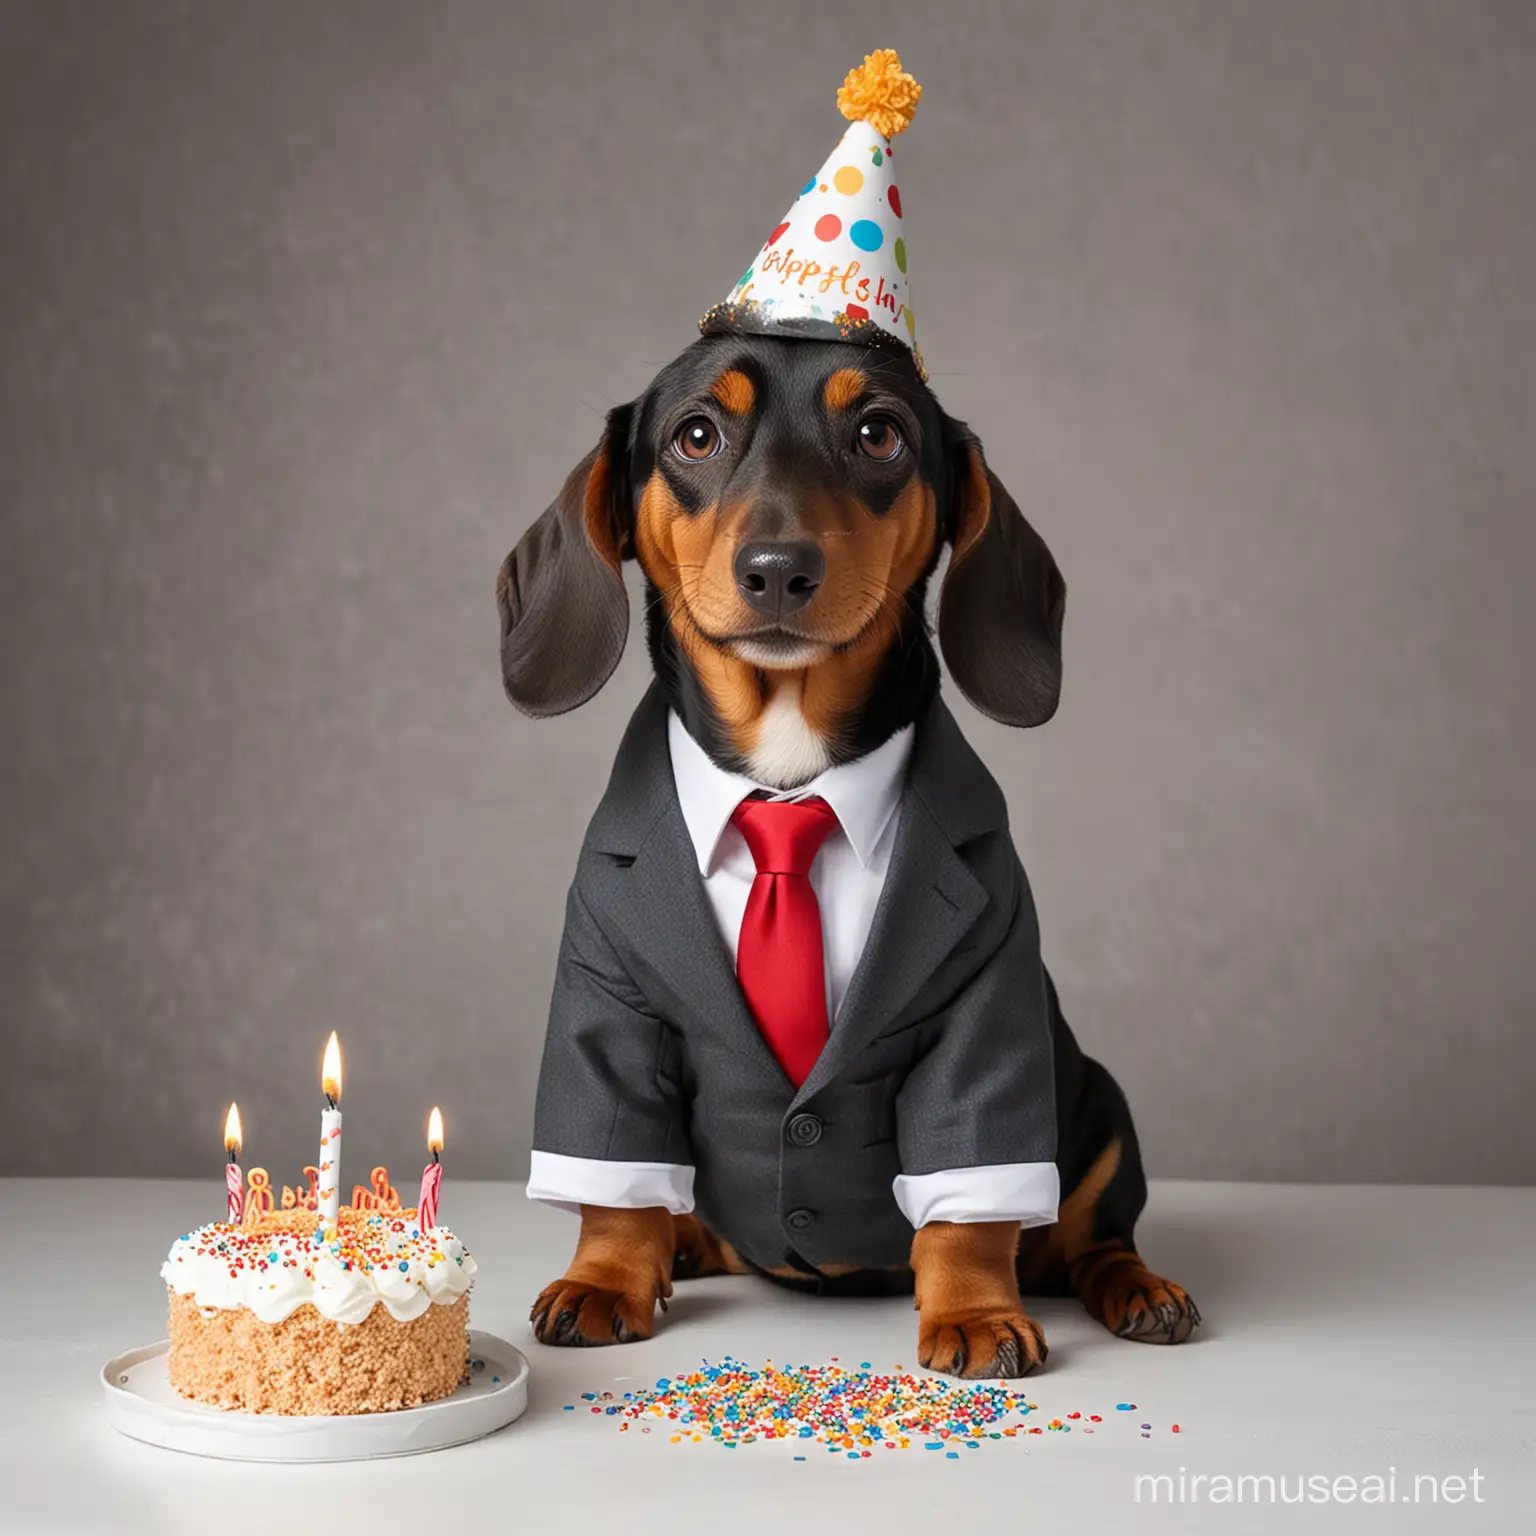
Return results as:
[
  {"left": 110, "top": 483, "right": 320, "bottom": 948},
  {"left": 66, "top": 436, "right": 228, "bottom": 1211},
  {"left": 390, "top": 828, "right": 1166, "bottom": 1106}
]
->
[{"left": 161, "top": 1215, "right": 476, "bottom": 1325}]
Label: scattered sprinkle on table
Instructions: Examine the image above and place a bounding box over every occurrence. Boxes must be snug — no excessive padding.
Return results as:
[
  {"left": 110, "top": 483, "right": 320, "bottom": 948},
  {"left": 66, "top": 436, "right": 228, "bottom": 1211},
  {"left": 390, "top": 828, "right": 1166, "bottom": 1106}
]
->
[{"left": 563, "top": 1357, "right": 1183, "bottom": 1458}]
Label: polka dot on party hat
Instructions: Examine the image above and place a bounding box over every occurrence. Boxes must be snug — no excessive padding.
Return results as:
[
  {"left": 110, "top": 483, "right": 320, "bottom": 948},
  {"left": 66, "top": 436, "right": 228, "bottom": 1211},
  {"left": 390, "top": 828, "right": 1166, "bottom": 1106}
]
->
[{"left": 700, "top": 50, "right": 926, "bottom": 379}]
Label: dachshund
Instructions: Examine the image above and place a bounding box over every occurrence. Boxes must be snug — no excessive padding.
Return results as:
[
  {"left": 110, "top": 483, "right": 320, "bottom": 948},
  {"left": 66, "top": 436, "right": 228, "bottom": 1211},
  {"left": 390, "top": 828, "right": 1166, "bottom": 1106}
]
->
[{"left": 496, "top": 334, "right": 1199, "bottom": 1377}]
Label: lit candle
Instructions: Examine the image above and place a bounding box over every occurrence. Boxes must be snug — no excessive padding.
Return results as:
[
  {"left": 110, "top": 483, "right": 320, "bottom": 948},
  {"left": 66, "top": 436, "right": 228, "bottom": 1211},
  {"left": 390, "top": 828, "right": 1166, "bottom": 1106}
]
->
[
  {"left": 224, "top": 1103, "right": 244, "bottom": 1224},
  {"left": 316, "top": 1031, "right": 343, "bottom": 1228},
  {"left": 417, "top": 1106, "right": 443, "bottom": 1232}
]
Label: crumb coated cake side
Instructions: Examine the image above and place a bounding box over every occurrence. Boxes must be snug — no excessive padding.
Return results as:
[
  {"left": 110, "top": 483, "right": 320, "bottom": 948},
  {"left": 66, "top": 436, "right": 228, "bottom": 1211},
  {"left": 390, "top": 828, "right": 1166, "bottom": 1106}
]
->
[
  {"left": 162, "top": 1208, "right": 476, "bottom": 1415},
  {"left": 166, "top": 1290, "right": 470, "bottom": 1414}
]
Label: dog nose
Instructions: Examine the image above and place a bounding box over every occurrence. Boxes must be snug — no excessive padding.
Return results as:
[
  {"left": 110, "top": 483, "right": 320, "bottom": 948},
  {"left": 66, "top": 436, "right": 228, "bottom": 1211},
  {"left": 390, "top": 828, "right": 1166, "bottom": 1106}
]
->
[{"left": 733, "top": 540, "right": 825, "bottom": 617}]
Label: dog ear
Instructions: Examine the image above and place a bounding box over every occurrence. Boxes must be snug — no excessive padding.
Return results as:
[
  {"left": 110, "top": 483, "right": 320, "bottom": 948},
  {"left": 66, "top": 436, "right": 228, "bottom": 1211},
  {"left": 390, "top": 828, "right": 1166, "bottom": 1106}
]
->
[
  {"left": 937, "top": 421, "right": 1066, "bottom": 728},
  {"left": 496, "top": 406, "right": 633, "bottom": 717}
]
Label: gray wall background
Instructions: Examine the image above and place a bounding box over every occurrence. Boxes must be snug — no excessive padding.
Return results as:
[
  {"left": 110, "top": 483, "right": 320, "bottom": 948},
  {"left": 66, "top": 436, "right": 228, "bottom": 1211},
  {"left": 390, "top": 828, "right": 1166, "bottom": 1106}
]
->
[{"left": 2, "top": 0, "right": 1532, "bottom": 1186}]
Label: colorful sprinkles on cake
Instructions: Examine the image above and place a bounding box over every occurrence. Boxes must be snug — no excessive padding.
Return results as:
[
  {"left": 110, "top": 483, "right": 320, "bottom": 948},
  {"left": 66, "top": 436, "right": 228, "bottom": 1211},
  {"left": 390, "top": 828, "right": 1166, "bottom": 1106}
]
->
[
  {"left": 161, "top": 1204, "right": 476, "bottom": 1328},
  {"left": 168, "top": 1212, "right": 459, "bottom": 1284},
  {"left": 567, "top": 1357, "right": 1184, "bottom": 1457}
]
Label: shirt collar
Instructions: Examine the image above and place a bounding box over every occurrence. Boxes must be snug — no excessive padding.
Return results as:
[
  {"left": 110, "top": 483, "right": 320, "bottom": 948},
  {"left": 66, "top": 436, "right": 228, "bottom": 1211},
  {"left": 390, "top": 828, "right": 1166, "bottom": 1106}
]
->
[{"left": 668, "top": 709, "right": 914, "bottom": 876}]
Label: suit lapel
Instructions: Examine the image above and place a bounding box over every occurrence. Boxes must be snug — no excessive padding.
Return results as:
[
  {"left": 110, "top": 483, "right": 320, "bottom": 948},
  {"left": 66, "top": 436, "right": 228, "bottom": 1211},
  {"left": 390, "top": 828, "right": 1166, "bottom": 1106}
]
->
[
  {"left": 584, "top": 686, "right": 789, "bottom": 1085},
  {"left": 792, "top": 788, "right": 988, "bottom": 1101},
  {"left": 792, "top": 699, "right": 1006, "bottom": 1103},
  {"left": 627, "top": 800, "right": 789, "bottom": 1079}
]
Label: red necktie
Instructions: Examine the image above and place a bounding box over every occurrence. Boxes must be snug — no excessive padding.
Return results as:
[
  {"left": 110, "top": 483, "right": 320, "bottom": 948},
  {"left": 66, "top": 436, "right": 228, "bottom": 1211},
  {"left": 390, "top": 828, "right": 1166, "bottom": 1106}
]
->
[{"left": 731, "top": 796, "right": 840, "bottom": 1087}]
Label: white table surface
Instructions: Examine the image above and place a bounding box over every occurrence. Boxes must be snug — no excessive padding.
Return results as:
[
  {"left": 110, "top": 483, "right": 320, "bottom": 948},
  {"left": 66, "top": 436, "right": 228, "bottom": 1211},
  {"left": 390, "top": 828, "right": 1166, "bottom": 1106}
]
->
[{"left": 2, "top": 1178, "right": 1531, "bottom": 1534}]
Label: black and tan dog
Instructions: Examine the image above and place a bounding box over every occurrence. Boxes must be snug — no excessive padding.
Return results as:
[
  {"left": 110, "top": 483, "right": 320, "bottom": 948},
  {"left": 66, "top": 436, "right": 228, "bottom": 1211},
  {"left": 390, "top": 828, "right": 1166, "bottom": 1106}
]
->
[{"left": 497, "top": 335, "right": 1199, "bottom": 1377}]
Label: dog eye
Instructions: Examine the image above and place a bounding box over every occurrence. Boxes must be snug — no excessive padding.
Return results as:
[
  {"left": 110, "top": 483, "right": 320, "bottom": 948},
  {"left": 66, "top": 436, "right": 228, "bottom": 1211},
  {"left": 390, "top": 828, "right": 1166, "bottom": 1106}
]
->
[
  {"left": 672, "top": 418, "right": 723, "bottom": 462},
  {"left": 855, "top": 416, "right": 904, "bottom": 461}
]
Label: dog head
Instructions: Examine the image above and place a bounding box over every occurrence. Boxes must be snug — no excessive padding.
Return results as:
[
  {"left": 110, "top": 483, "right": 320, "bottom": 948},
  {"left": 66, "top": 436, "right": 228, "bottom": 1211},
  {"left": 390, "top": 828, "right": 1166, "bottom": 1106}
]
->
[{"left": 497, "top": 336, "right": 1064, "bottom": 783}]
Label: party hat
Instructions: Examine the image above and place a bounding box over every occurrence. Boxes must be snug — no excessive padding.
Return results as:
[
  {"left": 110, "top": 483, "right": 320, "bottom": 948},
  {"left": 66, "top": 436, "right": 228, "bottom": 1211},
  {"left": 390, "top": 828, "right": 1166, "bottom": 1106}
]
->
[{"left": 700, "top": 50, "right": 926, "bottom": 378}]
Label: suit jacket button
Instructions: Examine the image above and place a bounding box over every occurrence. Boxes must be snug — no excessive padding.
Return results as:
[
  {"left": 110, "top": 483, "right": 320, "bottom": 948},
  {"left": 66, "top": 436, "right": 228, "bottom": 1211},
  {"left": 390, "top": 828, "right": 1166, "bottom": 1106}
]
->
[
  {"left": 785, "top": 1207, "right": 817, "bottom": 1233},
  {"left": 786, "top": 1114, "right": 823, "bottom": 1148}
]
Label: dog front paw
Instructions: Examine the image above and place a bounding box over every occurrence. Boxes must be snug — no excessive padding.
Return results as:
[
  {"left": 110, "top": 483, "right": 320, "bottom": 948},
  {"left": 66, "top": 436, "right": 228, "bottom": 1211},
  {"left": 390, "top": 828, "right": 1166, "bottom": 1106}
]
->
[
  {"left": 918, "top": 1309, "right": 1048, "bottom": 1379},
  {"left": 1111, "top": 1274, "right": 1200, "bottom": 1345},
  {"left": 529, "top": 1277, "right": 660, "bottom": 1346},
  {"left": 1069, "top": 1243, "right": 1201, "bottom": 1345}
]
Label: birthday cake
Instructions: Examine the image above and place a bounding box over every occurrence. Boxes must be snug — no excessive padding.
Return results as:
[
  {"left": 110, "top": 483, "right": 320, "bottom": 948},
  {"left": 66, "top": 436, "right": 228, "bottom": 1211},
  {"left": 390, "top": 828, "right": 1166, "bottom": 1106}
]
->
[
  {"left": 161, "top": 1035, "right": 471, "bottom": 1417},
  {"left": 161, "top": 1203, "right": 476, "bottom": 1415}
]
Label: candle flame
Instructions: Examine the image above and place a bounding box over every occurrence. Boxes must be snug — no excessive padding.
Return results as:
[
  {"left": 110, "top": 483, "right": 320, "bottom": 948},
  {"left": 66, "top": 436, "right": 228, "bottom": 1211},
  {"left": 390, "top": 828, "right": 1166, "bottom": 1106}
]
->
[
  {"left": 224, "top": 1102, "right": 242, "bottom": 1155},
  {"left": 321, "top": 1031, "right": 343, "bottom": 1102},
  {"left": 427, "top": 1106, "right": 444, "bottom": 1156}
]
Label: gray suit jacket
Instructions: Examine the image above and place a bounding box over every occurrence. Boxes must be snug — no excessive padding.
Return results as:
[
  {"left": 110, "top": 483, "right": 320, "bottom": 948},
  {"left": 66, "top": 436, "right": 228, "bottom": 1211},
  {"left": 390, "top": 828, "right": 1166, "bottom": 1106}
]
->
[{"left": 530, "top": 684, "right": 1057, "bottom": 1273}]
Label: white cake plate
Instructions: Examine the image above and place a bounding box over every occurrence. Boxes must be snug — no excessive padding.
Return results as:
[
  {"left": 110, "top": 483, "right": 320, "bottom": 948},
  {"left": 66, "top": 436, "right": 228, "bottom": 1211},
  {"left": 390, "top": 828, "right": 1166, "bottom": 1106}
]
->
[{"left": 101, "top": 1329, "right": 528, "bottom": 1462}]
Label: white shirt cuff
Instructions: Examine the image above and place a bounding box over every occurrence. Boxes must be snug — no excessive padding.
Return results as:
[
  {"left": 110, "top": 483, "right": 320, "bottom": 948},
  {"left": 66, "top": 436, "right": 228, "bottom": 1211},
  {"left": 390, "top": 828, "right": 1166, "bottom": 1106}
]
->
[
  {"left": 526, "top": 1151, "right": 695, "bottom": 1215},
  {"left": 892, "top": 1162, "right": 1060, "bottom": 1229}
]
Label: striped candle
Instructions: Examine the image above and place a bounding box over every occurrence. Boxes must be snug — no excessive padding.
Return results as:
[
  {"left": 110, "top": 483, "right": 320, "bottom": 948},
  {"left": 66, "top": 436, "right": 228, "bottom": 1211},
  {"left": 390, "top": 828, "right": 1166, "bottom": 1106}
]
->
[
  {"left": 316, "top": 1032, "right": 343, "bottom": 1228},
  {"left": 224, "top": 1103, "right": 244, "bottom": 1223}
]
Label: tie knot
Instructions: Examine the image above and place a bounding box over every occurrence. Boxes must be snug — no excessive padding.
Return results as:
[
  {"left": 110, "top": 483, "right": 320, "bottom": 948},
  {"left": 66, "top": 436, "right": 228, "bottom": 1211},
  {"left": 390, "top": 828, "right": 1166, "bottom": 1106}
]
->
[{"left": 731, "top": 795, "right": 839, "bottom": 876}]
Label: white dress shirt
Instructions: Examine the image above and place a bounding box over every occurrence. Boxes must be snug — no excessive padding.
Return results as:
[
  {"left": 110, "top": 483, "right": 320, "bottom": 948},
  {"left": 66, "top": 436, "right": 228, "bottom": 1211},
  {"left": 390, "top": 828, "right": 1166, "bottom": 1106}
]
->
[
  {"left": 525, "top": 710, "right": 1060, "bottom": 1233},
  {"left": 667, "top": 708, "right": 912, "bottom": 1021}
]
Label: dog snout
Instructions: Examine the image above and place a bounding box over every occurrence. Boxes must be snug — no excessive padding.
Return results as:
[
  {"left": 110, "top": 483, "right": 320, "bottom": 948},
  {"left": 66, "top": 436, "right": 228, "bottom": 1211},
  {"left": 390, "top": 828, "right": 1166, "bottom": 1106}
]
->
[{"left": 733, "top": 540, "right": 825, "bottom": 618}]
